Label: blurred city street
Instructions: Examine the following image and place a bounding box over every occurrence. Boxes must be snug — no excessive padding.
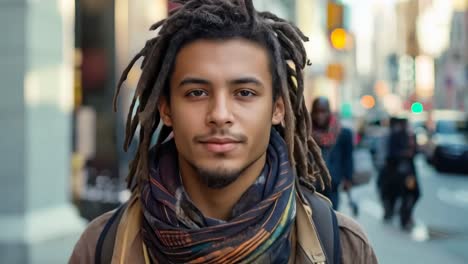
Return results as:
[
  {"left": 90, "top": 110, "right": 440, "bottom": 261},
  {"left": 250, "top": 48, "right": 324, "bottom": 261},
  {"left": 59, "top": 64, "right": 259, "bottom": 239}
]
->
[
  {"left": 1, "top": 0, "right": 466, "bottom": 263},
  {"left": 340, "top": 155, "right": 468, "bottom": 264}
]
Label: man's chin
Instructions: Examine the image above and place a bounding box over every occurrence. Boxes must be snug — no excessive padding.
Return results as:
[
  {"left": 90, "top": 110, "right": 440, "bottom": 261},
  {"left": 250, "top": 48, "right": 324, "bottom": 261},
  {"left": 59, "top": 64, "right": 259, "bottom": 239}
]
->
[{"left": 195, "top": 167, "right": 242, "bottom": 189}]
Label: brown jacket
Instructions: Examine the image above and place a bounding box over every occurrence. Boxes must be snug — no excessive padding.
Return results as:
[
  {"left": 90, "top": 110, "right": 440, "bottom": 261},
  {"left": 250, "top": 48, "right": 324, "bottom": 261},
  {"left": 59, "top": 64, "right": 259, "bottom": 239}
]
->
[{"left": 70, "top": 196, "right": 377, "bottom": 264}]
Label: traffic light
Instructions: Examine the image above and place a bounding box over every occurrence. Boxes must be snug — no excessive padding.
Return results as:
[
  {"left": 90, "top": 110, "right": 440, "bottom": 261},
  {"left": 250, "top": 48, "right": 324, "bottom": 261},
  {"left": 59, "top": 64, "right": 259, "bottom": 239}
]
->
[
  {"left": 327, "top": 2, "right": 348, "bottom": 50},
  {"left": 411, "top": 102, "right": 424, "bottom": 113},
  {"left": 327, "top": 2, "right": 344, "bottom": 31},
  {"left": 330, "top": 28, "right": 347, "bottom": 50}
]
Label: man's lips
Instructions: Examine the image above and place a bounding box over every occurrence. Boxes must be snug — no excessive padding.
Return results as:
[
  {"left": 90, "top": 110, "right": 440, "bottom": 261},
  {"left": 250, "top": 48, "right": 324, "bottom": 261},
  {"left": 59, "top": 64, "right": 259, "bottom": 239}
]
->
[{"left": 198, "top": 137, "right": 242, "bottom": 153}]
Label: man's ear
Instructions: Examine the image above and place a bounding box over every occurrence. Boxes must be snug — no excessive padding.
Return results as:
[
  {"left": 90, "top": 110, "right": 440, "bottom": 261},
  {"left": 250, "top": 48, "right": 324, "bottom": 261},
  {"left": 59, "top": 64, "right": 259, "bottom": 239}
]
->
[
  {"left": 158, "top": 96, "right": 173, "bottom": 127},
  {"left": 272, "top": 97, "right": 285, "bottom": 125}
]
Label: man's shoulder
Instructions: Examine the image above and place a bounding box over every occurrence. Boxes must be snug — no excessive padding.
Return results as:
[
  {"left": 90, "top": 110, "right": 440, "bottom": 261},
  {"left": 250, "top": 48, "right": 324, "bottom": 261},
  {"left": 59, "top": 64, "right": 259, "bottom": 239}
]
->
[
  {"left": 83, "top": 210, "right": 115, "bottom": 237},
  {"left": 335, "top": 211, "right": 370, "bottom": 244},
  {"left": 301, "top": 189, "right": 369, "bottom": 244},
  {"left": 335, "top": 211, "right": 378, "bottom": 263},
  {"left": 69, "top": 210, "right": 115, "bottom": 263},
  {"left": 299, "top": 190, "right": 377, "bottom": 263}
]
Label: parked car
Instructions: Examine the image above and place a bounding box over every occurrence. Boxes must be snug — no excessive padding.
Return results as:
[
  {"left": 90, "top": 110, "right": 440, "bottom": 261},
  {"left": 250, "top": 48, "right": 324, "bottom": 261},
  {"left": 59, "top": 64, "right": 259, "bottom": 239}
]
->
[{"left": 425, "top": 111, "right": 468, "bottom": 173}]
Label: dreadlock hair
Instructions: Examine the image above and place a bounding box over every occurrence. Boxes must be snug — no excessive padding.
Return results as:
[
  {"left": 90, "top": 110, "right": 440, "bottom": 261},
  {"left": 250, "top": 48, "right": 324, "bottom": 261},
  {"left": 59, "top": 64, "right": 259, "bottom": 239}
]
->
[{"left": 114, "top": 0, "right": 331, "bottom": 192}]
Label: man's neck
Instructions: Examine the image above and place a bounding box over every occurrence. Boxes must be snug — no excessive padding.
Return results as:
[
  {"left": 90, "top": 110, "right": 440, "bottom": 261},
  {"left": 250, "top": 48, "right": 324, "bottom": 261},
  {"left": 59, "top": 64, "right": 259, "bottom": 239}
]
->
[{"left": 179, "top": 154, "right": 266, "bottom": 221}]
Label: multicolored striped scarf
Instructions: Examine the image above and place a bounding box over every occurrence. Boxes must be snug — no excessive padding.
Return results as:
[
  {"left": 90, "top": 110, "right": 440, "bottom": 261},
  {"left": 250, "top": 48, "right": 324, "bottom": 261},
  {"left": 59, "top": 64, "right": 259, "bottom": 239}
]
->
[{"left": 140, "top": 129, "right": 296, "bottom": 263}]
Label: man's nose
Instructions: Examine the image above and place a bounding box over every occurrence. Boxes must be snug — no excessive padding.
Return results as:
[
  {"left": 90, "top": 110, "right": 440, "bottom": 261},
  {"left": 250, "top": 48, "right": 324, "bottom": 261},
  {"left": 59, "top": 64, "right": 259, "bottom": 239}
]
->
[{"left": 206, "top": 93, "right": 234, "bottom": 128}]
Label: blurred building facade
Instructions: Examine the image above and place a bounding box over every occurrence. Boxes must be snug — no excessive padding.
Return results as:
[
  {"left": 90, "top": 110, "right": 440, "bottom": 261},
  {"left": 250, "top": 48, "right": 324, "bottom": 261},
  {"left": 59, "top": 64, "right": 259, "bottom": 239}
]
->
[
  {"left": 254, "top": 0, "right": 296, "bottom": 21},
  {"left": 296, "top": 0, "right": 344, "bottom": 112},
  {"left": 0, "top": 0, "right": 169, "bottom": 263},
  {"left": 434, "top": 8, "right": 467, "bottom": 111},
  {"left": 297, "top": 0, "right": 467, "bottom": 120},
  {"left": 73, "top": 0, "right": 168, "bottom": 220},
  {"left": 0, "top": 1, "right": 85, "bottom": 263}
]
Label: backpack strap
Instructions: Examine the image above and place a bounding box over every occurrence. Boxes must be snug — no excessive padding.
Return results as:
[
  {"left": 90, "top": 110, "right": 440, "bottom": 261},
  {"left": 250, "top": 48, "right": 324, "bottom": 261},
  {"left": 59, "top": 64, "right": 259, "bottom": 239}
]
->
[
  {"left": 300, "top": 187, "right": 342, "bottom": 264},
  {"left": 95, "top": 203, "right": 127, "bottom": 264}
]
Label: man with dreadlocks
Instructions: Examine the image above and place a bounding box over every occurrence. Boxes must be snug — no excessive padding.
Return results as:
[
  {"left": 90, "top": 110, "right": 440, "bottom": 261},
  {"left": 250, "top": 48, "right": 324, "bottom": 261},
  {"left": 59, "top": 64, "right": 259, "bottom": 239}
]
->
[{"left": 70, "top": 0, "right": 377, "bottom": 263}]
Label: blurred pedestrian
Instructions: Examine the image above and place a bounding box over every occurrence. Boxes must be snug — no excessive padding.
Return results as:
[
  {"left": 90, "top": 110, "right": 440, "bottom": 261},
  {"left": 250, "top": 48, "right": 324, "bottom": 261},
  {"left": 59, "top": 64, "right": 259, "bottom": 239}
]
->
[
  {"left": 380, "top": 117, "right": 421, "bottom": 230},
  {"left": 311, "top": 97, "right": 354, "bottom": 210},
  {"left": 70, "top": 1, "right": 376, "bottom": 263}
]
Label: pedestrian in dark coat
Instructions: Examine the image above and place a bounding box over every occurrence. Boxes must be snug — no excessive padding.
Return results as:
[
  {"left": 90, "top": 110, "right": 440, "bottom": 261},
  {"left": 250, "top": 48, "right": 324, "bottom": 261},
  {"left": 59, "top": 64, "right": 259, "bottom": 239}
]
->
[
  {"left": 311, "top": 97, "right": 354, "bottom": 210},
  {"left": 380, "top": 117, "right": 421, "bottom": 230}
]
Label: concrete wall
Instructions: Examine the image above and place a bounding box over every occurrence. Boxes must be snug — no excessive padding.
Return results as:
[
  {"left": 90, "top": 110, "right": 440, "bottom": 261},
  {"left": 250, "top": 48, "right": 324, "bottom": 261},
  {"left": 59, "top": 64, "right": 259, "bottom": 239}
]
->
[{"left": 0, "top": 0, "right": 85, "bottom": 263}]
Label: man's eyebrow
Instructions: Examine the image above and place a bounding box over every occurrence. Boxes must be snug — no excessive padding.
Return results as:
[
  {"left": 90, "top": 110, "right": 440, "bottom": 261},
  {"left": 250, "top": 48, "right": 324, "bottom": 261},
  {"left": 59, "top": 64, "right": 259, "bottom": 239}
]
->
[
  {"left": 229, "top": 77, "right": 263, "bottom": 87},
  {"left": 178, "top": 77, "right": 211, "bottom": 87}
]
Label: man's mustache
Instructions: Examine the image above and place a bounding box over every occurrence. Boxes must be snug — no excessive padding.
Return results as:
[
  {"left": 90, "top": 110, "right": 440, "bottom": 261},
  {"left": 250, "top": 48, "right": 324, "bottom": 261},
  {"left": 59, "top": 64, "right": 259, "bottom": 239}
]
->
[{"left": 193, "top": 129, "right": 248, "bottom": 143}]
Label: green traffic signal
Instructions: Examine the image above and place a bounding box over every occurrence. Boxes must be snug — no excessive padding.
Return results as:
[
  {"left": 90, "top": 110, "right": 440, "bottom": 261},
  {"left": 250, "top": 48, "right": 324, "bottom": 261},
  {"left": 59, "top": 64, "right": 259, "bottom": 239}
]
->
[{"left": 411, "top": 102, "right": 424, "bottom": 113}]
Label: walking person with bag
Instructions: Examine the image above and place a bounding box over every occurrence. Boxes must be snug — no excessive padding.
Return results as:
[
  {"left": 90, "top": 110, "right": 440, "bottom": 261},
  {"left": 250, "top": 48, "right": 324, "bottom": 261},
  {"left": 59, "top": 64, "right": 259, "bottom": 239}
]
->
[
  {"left": 70, "top": 1, "right": 377, "bottom": 263},
  {"left": 380, "top": 117, "right": 421, "bottom": 230}
]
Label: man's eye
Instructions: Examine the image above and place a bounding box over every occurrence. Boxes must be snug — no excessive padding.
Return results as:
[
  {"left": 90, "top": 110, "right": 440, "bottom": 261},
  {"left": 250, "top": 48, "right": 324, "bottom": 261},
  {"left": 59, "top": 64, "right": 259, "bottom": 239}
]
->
[
  {"left": 187, "top": 90, "right": 208, "bottom": 97},
  {"left": 236, "top": 90, "right": 256, "bottom": 97}
]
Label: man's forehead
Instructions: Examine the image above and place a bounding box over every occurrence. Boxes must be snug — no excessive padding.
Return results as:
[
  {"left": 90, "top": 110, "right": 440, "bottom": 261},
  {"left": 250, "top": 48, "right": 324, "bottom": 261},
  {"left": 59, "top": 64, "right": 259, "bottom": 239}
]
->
[
  {"left": 171, "top": 38, "right": 271, "bottom": 81},
  {"left": 176, "top": 38, "right": 268, "bottom": 58}
]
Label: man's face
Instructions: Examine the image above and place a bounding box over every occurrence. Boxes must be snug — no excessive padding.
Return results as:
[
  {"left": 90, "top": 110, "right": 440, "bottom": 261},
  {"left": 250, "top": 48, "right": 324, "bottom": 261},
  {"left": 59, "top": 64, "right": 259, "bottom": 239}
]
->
[
  {"left": 312, "top": 100, "right": 331, "bottom": 129},
  {"left": 159, "top": 38, "right": 284, "bottom": 188}
]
